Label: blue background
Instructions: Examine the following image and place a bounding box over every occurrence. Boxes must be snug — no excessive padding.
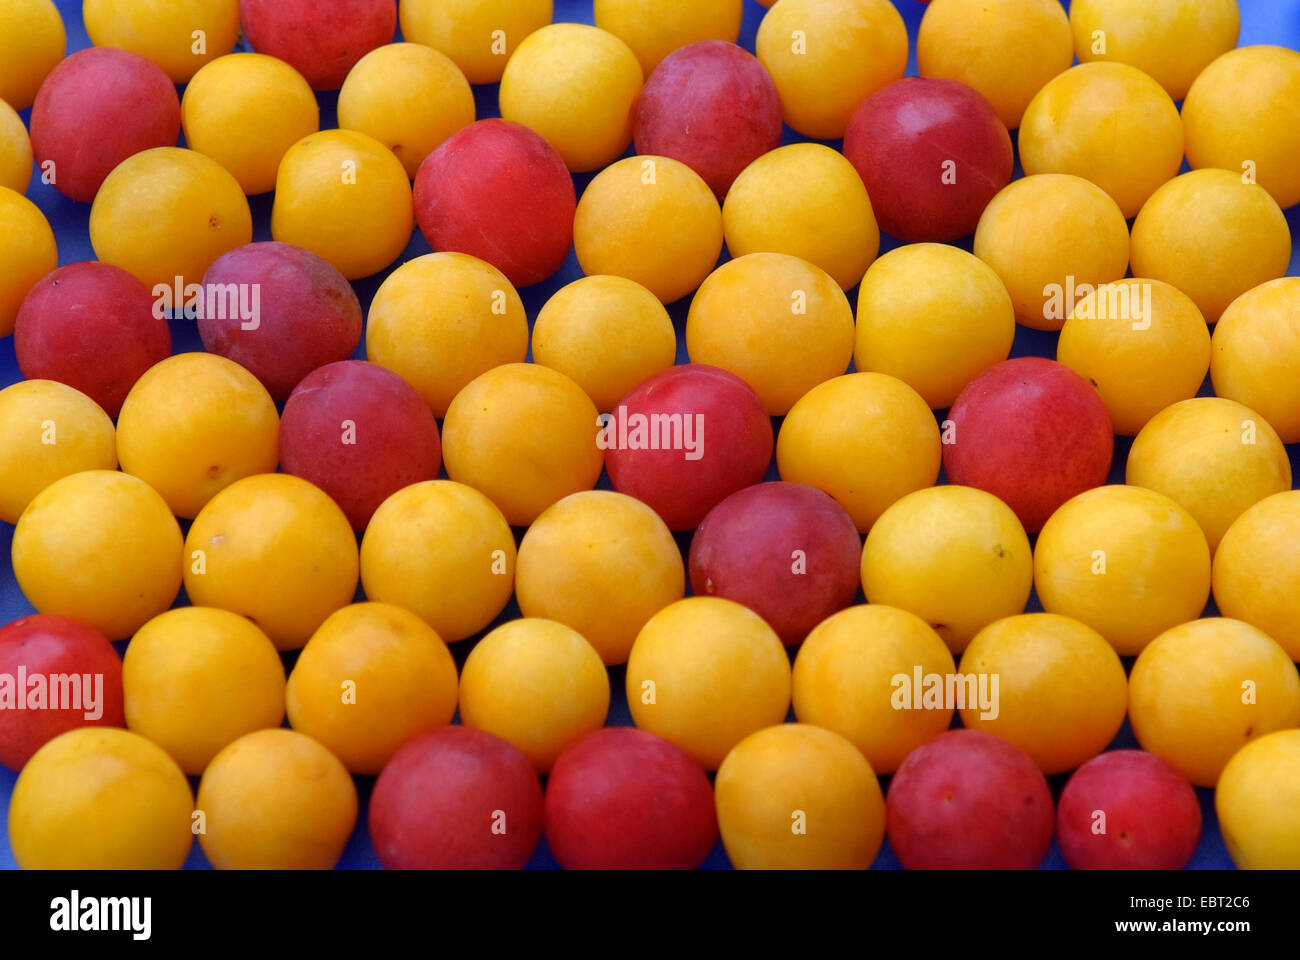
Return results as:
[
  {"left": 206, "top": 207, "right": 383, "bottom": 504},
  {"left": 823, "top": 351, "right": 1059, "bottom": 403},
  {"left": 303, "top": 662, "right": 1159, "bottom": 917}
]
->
[{"left": 3, "top": 0, "right": 1300, "bottom": 870}]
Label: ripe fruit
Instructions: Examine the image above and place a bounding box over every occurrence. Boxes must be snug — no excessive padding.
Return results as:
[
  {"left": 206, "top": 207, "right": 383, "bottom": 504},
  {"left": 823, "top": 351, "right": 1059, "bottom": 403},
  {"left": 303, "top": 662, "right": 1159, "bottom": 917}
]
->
[
  {"left": 574, "top": 154, "right": 723, "bottom": 305},
  {"left": 442, "top": 363, "right": 604, "bottom": 527},
  {"left": 1216, "top": 730, "right": 1300, "bottom": 869},
  {"left": 359, "top": 481, "right": 516, "bottom": 643},
  {"left": 181, "top": 53, "right": 319, "bottom": 195},
  {"left": 1214, "top": 491, "right": 1300, "bottom": 661},
  {"left": 973, "top": 173, "right": 1130, "bottom": 330},
  {"left": 365, "top": 252, "right": 528, "bottom": 417},
  {"left": 1057, "top": 278, "right": 1211, "bottom": 436},
  {"left": 413, "top": 119, "right": 575, "bottom": 288},
  {"left": 516, "top": 491, "right": 684, "bottom": 667},
  {"left": 196, "top": 729, "right": 357, "bottom": 869},
  {"left": 1130, "top": 169, "right": 1290, "bottom": 324},
  {"left": 1057, "top": 751, "right": 1202, "bottom": 870},
  {"left": 0, "top": 188, "right": 57, "bottom": 339},
  {"left": 715, "top": 724, "right": 886, "bottom": 870},
  {"left": 626, "top": 597, "right": 791, "bottom": 770},
  {"left": 1034, "top": 486, "right": 1212, "bottom": 656},
  {"left": 499, "top": 23, "right": 643, "bottom": 172},
  {"left": 8, "top": 728, "right": 193, "bottom": 869},
  {"left": 854, "top": 244, "right": 1015, "bottom": 409},
  {"left": 271, "top": 129, "right": 413, "bottom": 280},
  {"left": 15, "top": 261, "right": 171, "bottom": 418},
  {"left": 0, "top": 381, "right": 117, "bottom": 524},
  {"left": 594, "top": 0, "right": 742, "bottom": 75},
  {"left": 1126, "top": 396, "right": 1291, "bottom": 552},
  {"left": 958, "top": 613, "right": 1128, "bottom": 774},
  {"left": 1068, "top": 0, "right": 1239, "bottom": 101},
  {"left": 721, "top": 145, "right": 879, "bottom": 290},
  {"left": 1183, "top": 44, "right": 1300, "bottom": 210},
  {"left": 459, "top": 619, "right": 610, "bottom": 774},
  {"left": 886, "top": 729, "right": 1055, "bottom": 869},
  {"left": 184, "top": 474, "right": 360, "bottom": 651},
  {"left": 1212, "top": 278, "right": 1300, "bottom": 443},
  {"left": 398, "top": 0, "right": 552, "bottom": 85},
  {"left": 530, "top": 275, "right": 676, "bottom": 412},
  {"left": 286, "top": 603, "right": 458, "bottom": 775},
  {"left": 369, "top": 726, "right": 544, "bottom": 870},
  {"left": 89, "top": 147, "right": 253, "bottom": 290},
  {"left": 12, "top": 471, "right": 182, "bottom": 641},
  {"left": 30, "top": 47, "right": 180, "bottom": 203},
  {"left": 0, "top": 0, "right": 65, "bottom": 110},
  {"left": 633, "top": 40, "right": 781, "bottom": 200},
  {"left": 918, "top": 0, "right": 1073, "bottom": 129},
  {"left": 756, "top": 0, "right": 907, "bottom": 139},
  {"left": 0, "top": 99, "right": 33, "bottom": 193},
  {"left": 1129, "top": 618, "right": 1300, "bottom": 787},
  {"left": 943, "top": 357, "right": 1114, "bottom": 534},
  {"left": 0, "top": 615, "right": 125, "bottom": 771},
  {"left": 122, "top": 607, "right": 286, "bottom": 775},
  {"left": 689, "top": 482, "right": 861, "bottom": 647},
  {"left": 861, "top": 486, "right": 1032, "bottom": 655},
  {"left": 544, "top": 728, "right": 718, "bottom": 870},
  {"left": 83, "top": 0, "right": 239, "bottom": 83},
  {"left": 1018, "top": 63, "right": 1184, "bottom": 218},
  {"left": 604, "top": 364, "right": 773, "bottom": 532},
  {"left": 116, "top": 353, "right": 279, "bottom": 519},
  {"left": 279, "top": 360, "right": 443, "bottom": 531},
  {"left": 239, "top": 0, "right": 396, "bottom": 90},
  {"left": 792, "top": 605, "right": 956, "bottom": 774},
  {"left": 339, "top": 42, "right": 474, "bottom": 179},
  {"left": 844, "top": 77, "right": 1013, "bottom": 242}
]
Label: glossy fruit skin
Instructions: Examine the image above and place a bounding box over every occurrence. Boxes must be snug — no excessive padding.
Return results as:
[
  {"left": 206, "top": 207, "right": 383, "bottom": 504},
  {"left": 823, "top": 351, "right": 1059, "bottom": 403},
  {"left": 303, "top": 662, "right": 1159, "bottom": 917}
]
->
[
  {"left": 626, "top": 597, "right": 791, "bottom": 770},
  {"left": 689, "top": 482, "right": 861, "bottom": 647},
  {"left": 516, "top": 491, "right": 684, "bottom": 666},
  {"left": 844, "top": 77, "right": 1012, "bottom": 242},
  {"left": 182, "top": 53, "right": 320, "bottom": 195},
  {"left": 633, "top": 40, "right": 781, "bottom": 201},
  {"left": 239, "top": 0, "right": 397, "bottom": 90},
  {"left": 1212, "top": 278, "right": 1300, "bottom": 443},
  {"left": 1216, "top": 730, "right": 1300, "bottom": 869},
  {"left": 886, "top": 729, "right": 1055, "bottom": 869},
  {"left": 12, "top": 470, "right": 183, "bottom": 641},
  {"left": 197, "top": 242, "right": 362, "bottom": 404},
  {"left": 0, "top": 380, "right": 117, "bottom": 524},
  {"left": 0, "top": 0, "right": 66, "bottom": 110},
  {"left": 594, "top": 0, "right": 742, "bottom": 76},
  {"left": 399, "top": 0, "right": 553, "bottom": 85},
  {"left": 30, "top": 47, "right": 180, "bottom": 203},
  {"left": 280, "top": 360, "right": 442, "bottom": 531},
  {"left": 1057, "top": 750, "right": 1201, "bottom": 870},
  {"left": 0, "top": 188, "right": 57, "bottom": 339},
  {"left": 83, "top": 0, "right": 240, "bottom": 83},
  {"left": 1129, "top": 618, "right": 1300, "bottom": 787},
  {"left": 413, "top": 119, "right": 575, "bottom": 288},
  {"left": 0, "top": 99, "right": 33, "bottom": 193},
  {"left": 8, "top": 727, "right": 194, "bottom": 870},
  {"left": 122, "top": 607, "right": 286, "bottom": 775},
  {"left": 544, "top": 728, "right": 717, "bottom": 870},
  {"left": 369, "top": 726, "right": 544, "bottom": 870},
  {"left": 196, "top": 729, "right": 357, "bottom": 869},
  {"left": 792, "top": 604, "right": 955, "bottom": 775},
  {"left": 1214, "top": 491, "right": 1300, "bottom": 661},
  {"left": 286, "top": 603, "right": 458, "bottom": 775},
  {"left": 15, "top": 261, "right": 171, "bottom": 419},
  {"left": 715, "top": 724, "right": 886, "bottom": 870},
  {"left": 0, "top": 615, "right": 126, "bottom": 772},
  {"left": 861, "top": 486, "right": 1032, "bottom": 655},
  {"left": 604, "top": 364, "right": 773, "bottom": 531},
  {"left": 943, "top": 357, "right": 1114, "bottom": 534},
  {"left": 1034, "top": 485, "right": 1212, "bottom": 657}
]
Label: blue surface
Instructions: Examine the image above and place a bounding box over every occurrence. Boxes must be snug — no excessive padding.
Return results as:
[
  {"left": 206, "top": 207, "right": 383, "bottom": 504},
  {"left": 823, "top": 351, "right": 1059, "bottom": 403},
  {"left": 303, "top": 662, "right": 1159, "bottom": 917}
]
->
[{"left": 2, "top": 0, "right": 1300, "bottom": 870}]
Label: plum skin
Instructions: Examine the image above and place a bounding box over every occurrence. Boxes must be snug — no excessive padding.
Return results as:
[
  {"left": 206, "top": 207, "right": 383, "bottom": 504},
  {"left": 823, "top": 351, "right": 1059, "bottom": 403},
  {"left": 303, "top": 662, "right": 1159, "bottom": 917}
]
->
[
  {"left": 886, "top": 729, "right": 1055, "bottom": 869},
  {"left": 239, "top": 0, "right": 397, "bottom": 91},
  {"left": 368, "top": 726, "right": 544, "bottom": 870},
  {"left": 199, "top": 241, "right": 363, "bottom": 404},
  {"left": 544, "top": 728, "right": 718, "bottom": 870},
  {"left": 689, "top": 481, "right": 862, "bottom": 646},
  {"left": 634, "top": 40, "right": 783, "bottom": 201},
  {"left": 15, "top": 261, "right": 171, "bottom": 418},
  {"left": 279, "top": 360, "right": 442, "bottom": 531}
]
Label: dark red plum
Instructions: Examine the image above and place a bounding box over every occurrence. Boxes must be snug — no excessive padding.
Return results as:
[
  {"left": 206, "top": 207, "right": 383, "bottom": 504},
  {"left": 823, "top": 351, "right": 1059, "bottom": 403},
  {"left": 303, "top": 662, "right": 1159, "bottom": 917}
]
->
[{"left": 239, "top": 0, "right": 397, "bottom": 90}]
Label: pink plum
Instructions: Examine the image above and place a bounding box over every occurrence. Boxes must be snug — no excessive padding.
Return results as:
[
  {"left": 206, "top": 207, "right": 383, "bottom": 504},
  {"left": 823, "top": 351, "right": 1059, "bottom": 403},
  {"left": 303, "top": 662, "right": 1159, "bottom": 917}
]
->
[{"left": 240, "top": 0, "right": 397, "bottom": 90}]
